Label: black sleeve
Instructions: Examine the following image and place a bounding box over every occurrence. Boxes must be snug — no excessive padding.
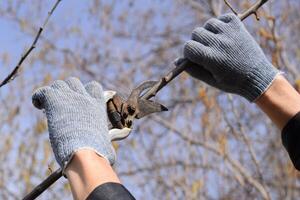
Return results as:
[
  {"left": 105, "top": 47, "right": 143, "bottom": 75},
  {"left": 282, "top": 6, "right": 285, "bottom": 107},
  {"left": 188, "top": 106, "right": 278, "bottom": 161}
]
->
[
  {"left": 86, "top": 183, "right": 135, "bottom": 200},
  {"left": 282, "top": 111, "right": 300, "bottom": 171}
]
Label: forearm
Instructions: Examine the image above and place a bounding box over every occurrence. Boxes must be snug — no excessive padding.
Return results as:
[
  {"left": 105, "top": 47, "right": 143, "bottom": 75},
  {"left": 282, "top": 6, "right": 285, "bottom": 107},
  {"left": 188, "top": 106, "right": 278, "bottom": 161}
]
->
[
  {"left": 256, "top": 75, "right": 300, "bottom": 170},
  {"left": 65, "top": 150, "right": 120, "bottom": 200},
  {"left": 256, "top": 74, "right": 300, "bottom": 130}
]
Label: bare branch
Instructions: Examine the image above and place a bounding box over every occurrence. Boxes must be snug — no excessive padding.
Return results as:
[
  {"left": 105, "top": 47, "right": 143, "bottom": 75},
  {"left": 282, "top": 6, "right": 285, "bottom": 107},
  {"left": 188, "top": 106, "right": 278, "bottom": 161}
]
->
[
  {"left": 224, "top": 0, "right": 238, "bottom": 15},
  {"left": 22, "top": 168, "right": 62, "bottom": 200},
  {"left": 239, "top": 0, "right": 269, "bottom": 20},
  {"left": 224, "top": 0, "right": 269, "bottom": 21},
  {"left": 0, "top": 0, "right": 62, "bottom": 88}
]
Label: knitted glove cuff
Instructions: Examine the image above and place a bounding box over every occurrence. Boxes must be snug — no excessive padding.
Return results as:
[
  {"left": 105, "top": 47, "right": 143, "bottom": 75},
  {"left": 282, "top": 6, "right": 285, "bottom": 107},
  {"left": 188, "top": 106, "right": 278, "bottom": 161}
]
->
[
  {"left": 51, "top": 131, "right": 116, "bottom": 169},
  {"left": 241, "top": 62, "right": 281, "bottom": 102}
]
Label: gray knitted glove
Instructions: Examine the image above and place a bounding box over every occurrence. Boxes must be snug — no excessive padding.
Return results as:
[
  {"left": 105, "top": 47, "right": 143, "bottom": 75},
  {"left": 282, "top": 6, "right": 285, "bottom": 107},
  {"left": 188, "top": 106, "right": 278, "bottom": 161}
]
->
[
  {"left": 32, "top": 77, "right": 116, "bottom": 169},
  {"left": 183, "top": 13, "right": 280, "bottom": 102}
]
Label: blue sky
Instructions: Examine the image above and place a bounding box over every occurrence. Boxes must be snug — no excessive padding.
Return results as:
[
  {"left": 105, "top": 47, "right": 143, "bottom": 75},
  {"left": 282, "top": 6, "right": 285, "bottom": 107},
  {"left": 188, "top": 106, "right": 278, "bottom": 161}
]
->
[{"left": 0, "top": 0, "right": 294, "bottom": 199}]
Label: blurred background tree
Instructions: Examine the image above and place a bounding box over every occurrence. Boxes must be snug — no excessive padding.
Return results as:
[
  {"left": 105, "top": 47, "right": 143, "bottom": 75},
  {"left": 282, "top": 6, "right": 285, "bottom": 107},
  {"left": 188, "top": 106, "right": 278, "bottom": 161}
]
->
[{"left": 0, "top": 0, "right": 299, "bottom": 199}]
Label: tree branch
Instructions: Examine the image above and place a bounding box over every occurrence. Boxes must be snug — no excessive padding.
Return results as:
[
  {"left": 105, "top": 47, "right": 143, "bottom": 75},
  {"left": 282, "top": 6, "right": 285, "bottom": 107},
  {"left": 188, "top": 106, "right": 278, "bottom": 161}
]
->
[
  {"left": 224, "top": 0, "right": 238, "bottom": 15},
  {"left": 224, "top": 0, "right": 269, "bottom": 20},
  {"left": 0, "top": 0, "right": 62, "bottom": 88},
  {"left": 22, "top": 168, "right": 62, "bottom": 200}
]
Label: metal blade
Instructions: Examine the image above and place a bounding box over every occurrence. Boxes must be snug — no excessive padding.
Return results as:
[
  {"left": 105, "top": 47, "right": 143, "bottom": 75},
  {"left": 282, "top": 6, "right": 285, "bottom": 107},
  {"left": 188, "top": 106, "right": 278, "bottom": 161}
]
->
[
  {"left": 136, "top": 99, "right": 168, "bottom": 119},
  {"left": 127, "top": 81, "right": 158, "bottom": 102}
]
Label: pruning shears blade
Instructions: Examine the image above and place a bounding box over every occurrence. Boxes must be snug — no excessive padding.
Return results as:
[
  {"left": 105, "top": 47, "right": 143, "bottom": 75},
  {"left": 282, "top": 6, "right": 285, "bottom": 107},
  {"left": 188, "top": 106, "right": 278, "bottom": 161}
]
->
[
  {"left": 127, "top": 81, "right": 158, "bottom": 102},
  {"left": 126, "top": 80, "right": 168, "bottom": 118},
  {"left": 136, "top": 99, "right": 168, "bottom": 119}
]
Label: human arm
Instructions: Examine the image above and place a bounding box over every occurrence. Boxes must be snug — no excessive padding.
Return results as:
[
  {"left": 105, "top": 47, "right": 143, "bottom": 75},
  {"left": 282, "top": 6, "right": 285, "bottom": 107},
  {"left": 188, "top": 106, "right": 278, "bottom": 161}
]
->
[
  {"left": 65, "top": 150, "right": 120, "bottom": 200},
  {"left": 65, "top": 149, "right": 134, "bottom": 200},
  {"left": 256, "top": 75, "right": 300, "bottom": 170},
  {"left": 256, "top": 75, "right": 300, "bottom": 130},
  {"left": 32, "top": 77, "right": 135, "bottom": 200}
]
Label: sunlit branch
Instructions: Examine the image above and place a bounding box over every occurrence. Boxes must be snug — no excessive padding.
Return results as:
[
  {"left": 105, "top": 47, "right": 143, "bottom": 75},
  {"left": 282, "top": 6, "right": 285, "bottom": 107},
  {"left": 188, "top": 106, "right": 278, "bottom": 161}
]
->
[{"left": 224, "top": 0, "right": 269, "bottom": 20}]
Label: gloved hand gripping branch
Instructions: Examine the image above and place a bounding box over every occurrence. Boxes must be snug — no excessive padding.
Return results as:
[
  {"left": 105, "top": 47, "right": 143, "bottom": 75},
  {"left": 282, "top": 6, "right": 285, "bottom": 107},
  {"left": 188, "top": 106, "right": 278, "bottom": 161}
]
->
[
  {"left": 32, "top": 77, "right": 129, "bottom": 171},
  {"left": 183, "top": 14, "right": 281, "bottom": 102}
]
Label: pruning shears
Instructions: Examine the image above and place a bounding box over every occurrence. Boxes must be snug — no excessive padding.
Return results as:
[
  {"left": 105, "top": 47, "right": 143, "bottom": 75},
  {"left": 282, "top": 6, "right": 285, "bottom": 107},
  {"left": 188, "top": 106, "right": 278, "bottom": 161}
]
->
[{"left": 107, "top": 81, "right": 168, "bottom": 140}]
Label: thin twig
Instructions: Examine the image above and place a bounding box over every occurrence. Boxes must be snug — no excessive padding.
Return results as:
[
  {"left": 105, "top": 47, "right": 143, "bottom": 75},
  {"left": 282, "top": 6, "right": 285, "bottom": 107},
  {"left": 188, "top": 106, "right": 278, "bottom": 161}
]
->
[
  {"left": 224, "top": 0, "right": 269, "bottom": 21},
  {"left": 239, "top": 0, "right": 269, "bottom": 20},
  {"left": 224, "top": 0, "right": 238, "bottom": 15},
  {"left": 23, "top": 0, "right": 270, "bottom": 199},
  {"left": 0, "top": 0, "right": 62, "bottom": 88}
]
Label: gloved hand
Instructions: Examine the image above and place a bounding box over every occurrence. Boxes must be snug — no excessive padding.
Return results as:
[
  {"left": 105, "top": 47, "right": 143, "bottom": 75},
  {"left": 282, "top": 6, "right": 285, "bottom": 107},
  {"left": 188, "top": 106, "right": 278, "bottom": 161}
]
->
[
  {"left": 32, "top": 77, "right": 130, "bottom": 170},
  {"left": 183, "top": 13, "right": 280, "bottom": 102}
]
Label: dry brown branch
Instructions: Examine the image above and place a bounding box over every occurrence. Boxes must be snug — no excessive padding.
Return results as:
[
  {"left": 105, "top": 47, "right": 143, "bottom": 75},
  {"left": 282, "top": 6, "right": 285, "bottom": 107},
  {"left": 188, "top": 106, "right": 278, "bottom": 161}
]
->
[
  {"left": 224, "top": 0, "right": 269, "bottom": 20},
  {"left": 0, "top": 0, "right": 62, "bottom": 88},
  {"left": 224, "top": 0, "right": 238, "bottom": 15}
]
